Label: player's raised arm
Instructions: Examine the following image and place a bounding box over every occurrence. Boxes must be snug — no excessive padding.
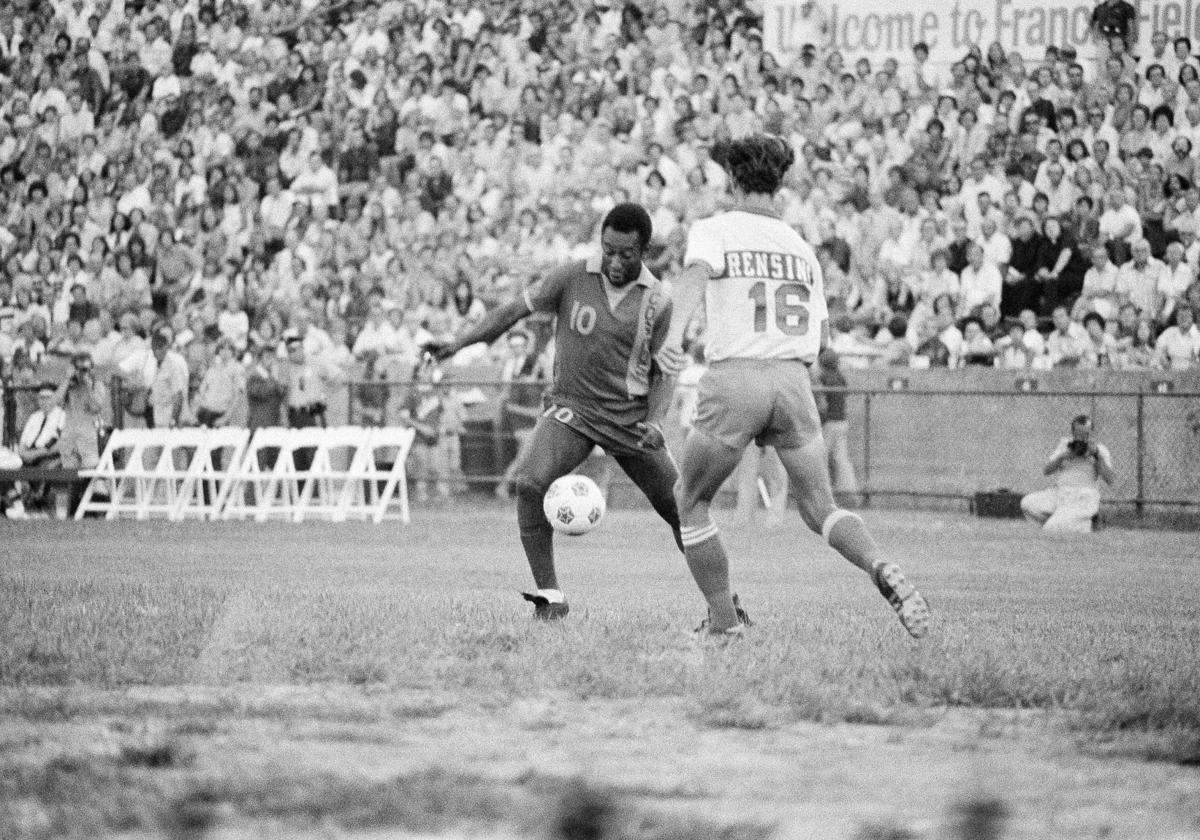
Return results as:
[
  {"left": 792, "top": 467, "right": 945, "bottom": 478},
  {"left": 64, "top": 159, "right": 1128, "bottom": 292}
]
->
[{"left": 423, "top": 266, "right": 571, "bottom": 361}]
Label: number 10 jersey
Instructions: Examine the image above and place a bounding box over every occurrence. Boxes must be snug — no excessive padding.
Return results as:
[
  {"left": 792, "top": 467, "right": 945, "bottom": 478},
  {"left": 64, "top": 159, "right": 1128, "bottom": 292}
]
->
[{"left": 684, "top": 209, "right": 829, "bottom": 364}]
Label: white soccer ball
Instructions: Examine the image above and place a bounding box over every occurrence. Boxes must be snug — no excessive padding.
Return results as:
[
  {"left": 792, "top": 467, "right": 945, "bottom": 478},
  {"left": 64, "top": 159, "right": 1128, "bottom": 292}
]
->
[{"left": 543, "top": 475, "right": 606, "bottom": 536}]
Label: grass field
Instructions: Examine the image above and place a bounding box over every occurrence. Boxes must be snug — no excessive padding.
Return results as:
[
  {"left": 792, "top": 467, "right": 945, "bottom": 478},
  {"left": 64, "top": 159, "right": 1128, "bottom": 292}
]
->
[{"left": 1, "top": 502, "right": 1199, "bottom": 840}]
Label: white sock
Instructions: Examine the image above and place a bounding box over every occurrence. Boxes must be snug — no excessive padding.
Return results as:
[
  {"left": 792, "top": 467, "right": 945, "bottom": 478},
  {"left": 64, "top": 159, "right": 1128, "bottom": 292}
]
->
[{"left": 537, "top": 588, "right": 565, "bottom": 604}]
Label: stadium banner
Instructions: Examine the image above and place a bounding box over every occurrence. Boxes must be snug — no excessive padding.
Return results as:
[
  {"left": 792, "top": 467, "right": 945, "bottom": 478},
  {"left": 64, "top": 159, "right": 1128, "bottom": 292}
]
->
[{"left": 762, "top": 0, "right": 1160, "bottom": 67}]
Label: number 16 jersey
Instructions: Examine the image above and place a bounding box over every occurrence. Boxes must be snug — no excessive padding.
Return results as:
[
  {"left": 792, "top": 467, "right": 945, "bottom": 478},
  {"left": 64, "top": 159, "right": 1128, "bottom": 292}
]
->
[{"left": 684, "top": 209, "right": 828, "bottom": 364}]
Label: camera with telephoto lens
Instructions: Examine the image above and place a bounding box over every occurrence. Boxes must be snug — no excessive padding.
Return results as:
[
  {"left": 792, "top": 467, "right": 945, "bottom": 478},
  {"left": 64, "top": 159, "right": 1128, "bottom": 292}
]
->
[{"left": 1068, "top": 438, "right": 1091, "bottom": 458}]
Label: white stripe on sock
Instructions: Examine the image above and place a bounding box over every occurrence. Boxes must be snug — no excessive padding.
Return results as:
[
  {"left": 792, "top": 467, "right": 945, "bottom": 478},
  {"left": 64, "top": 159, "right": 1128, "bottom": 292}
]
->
[
  {"left": 820, "top": 509, "right": 861, "bottom": 543},
  {"left": 680, "top": 522, "right": 719, "bottom": 547}
]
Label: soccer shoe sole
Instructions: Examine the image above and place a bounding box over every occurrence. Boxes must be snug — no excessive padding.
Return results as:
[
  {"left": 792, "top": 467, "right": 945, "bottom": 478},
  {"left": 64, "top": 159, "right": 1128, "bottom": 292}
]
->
[
  {"left": 874, "top": 563, "right": 931, "bottom": 639},
  {"left": 521, "top": 592, "right": 570, "bottom": 620}
]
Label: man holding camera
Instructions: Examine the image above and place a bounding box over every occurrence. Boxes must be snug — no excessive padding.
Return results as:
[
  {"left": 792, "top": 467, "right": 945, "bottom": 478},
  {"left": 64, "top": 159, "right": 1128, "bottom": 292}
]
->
[
  {"left": 1021, "top": 415, "right": 1115, "bottom": 533},
  {"left": 56, "top": 352, "right": 111, "bottom": 469}
]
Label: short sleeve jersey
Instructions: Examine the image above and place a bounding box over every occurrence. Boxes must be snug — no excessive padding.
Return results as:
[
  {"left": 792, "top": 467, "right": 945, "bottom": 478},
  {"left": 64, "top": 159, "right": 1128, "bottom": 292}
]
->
[
  {"left": 684, "top": 209, "right": 829, "bottom": 364},
  {"left": 522, "top": 255, "right": 670, "bottom": 431}
]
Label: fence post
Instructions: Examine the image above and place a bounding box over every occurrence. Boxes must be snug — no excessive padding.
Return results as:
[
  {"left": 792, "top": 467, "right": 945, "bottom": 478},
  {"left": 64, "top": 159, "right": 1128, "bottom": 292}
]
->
[
  {"left": 862, "top": 391, "right": 872, "bottom": 508},
  {"left": 0, "top": 378, "right": 11, "bottom": 447},
  {"left": 1135, "top": 392, "right": 1145, "bottom": 517},
  {"left": 111, "top": 377, "right": 126, "bottom": 430}
]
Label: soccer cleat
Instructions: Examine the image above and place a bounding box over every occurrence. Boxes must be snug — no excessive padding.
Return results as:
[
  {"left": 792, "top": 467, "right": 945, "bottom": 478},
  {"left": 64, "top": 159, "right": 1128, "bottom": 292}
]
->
[
  {"left": 521, "top": 592, "right": 570, "bottom": 620},
  {"left": 873, "top": 562, "right": 930, "bottom": 639},
  {"left": 694, "top": 593, "right": 753, "bottom": 636}
]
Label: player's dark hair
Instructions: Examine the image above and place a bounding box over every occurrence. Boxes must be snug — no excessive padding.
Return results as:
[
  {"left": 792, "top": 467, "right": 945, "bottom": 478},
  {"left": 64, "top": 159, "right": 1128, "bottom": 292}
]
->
[
  {"left": 712, "top": 134, "right": 795, "bottom": 196},
  {"left": 601, "top": 203, "right": 653, "bottom": 249}
]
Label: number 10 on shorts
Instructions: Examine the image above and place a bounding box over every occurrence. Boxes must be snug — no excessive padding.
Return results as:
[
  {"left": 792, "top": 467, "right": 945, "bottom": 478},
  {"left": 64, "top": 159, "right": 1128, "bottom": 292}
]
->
[{"left": 748, "top": 281, "right": 810, "bottom": 336}]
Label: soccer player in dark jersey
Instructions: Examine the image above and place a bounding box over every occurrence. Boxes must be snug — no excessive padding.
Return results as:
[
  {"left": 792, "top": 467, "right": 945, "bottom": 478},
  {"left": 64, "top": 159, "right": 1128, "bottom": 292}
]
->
[{"left": 424, "top": 203, "right": 683, "bottom": 619}]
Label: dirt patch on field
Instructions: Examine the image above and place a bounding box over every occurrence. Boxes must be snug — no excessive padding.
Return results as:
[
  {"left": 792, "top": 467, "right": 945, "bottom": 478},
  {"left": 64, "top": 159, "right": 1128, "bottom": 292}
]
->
[{"left": 1, "top": 685, "right": 1198, "bottom": 840}]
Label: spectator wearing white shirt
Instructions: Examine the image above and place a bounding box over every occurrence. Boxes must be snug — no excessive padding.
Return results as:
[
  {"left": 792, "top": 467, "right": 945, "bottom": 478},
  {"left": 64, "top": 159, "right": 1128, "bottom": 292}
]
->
[
  {"left": 1115, "top": 238, "right": 1168, "bottom": 316},
  {"left": 1080, "top": 245, "right": 1121, "bottom": 319},
  {"left": 1153, "top": 305, "right": 1200, "bottom": 369},
  {"left": 1046, "top": 306, "right": 1093, "bottom": 367},
  {"left": 1039, "top": 161, "right": 1078, "bottom": 216},
  {"left": 1098, "top": 189, "right": 1142, "bottom": 261},
  {"left": 977, "top": 216, "right": 1012, "bottom": 273},
  {"left": 1157, "top": 241, "right": 1194, "bottom": 322},
  {"left": 258, "top": 175, "right": 295, "bottom": 240},
  {"left": 290, "top": 151, "right": 340, "bottom": 212},
  {"left": 1018, "top": 309, "right": 1047, "bottom": 359},
  {"left": 58, "top": 90, "right": 95, "bottom": 146},
  {"left": 119, "top": 329, "right": 190, "bottom": 428},
  {"left": 959, "top": 242, "right": 1003, "bottom": 313},
  {"left": 351, "top": 302, "right": 397, "bottom": 360},
  {"left": 18, "top": 383, "right": 66, "bottom": 465},
  {"left": 959, "top": 156, "right": 1007, "bottom": 235},
  {"left": 217, "top": 296, "right": 250, "bottom": 351}
]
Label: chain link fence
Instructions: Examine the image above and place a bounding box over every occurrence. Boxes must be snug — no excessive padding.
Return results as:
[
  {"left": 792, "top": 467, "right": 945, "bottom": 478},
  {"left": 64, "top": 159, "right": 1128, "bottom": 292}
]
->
[{"left": 4, "top": 374, "right": 1198, "bottom": 517}]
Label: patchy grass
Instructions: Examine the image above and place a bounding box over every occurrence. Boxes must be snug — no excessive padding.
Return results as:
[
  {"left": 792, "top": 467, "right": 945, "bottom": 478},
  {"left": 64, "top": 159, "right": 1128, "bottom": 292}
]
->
[
  {"left": 2, "top": 511, "right": 1199, "bottom": 735},
  {"left": 0, "top": 506, "right": 1198, "bottom": 837}
]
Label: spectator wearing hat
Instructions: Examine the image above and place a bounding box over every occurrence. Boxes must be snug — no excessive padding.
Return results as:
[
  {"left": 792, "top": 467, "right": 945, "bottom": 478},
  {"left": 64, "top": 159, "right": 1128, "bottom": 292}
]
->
[{"left": 283, "top": 332, "right": 336, "bottom": 432}]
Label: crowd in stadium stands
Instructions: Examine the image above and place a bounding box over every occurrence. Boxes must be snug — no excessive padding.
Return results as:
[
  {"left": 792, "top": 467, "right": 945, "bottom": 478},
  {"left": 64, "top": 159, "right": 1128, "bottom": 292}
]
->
[{"left": 2, "top": 0, "right": 1200, "bottom": 448}]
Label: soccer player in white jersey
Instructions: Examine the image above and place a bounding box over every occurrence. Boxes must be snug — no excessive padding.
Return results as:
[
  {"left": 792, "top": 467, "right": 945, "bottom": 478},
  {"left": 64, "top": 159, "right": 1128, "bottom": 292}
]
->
[{"left": 657, "top": 135, "right": 931, "bottom": 639}]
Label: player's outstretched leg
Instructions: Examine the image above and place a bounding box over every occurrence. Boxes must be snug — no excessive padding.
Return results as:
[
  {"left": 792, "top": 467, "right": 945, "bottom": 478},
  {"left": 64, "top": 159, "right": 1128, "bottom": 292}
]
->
[
  {"left": 776, "top": 440, "right": 930, "bottom": 639},
  {"left": 675, "top": 431, "right": 747, "bottom": 634},
  {"left": 613, "top": 447, "right": 684, "bottom": 553},
  {"left": 511, "top": 417, "right": 595, "bottom": 620}
]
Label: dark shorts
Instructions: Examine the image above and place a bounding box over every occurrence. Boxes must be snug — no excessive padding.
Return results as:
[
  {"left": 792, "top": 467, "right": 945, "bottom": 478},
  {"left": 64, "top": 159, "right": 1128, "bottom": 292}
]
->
[
  {"left": 694, "top": 359, "right": 823, "bottom": 450},
  {"left": 539, "top": 399, "right": 648, "bottom": 457}
]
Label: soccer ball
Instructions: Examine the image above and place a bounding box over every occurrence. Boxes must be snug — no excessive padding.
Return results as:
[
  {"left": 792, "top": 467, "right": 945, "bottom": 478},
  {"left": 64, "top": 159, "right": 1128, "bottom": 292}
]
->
[{"left": 543, "top": 475, "right": 606, "bottom": 536}]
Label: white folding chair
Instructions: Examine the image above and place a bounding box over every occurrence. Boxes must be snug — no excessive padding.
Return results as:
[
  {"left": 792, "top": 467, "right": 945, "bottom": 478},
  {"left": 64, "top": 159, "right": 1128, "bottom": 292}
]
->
[
  {"left": 76, "top": 427, "right": 162, "bottom": 520},
  {"left": 138, "top": 428, "right": 212, "bottom": 519},
  {"left": 221, "top": 427, "right": 299, "bottom": 521},
  {"left": 358, "top": 426, "right": 417, "bottom": 524},
  {"left": 171, "top": 427, "right": 251, "bottom": 521},
  {"left": 292, "top": 426, "right": 373, "bottom": 522}
]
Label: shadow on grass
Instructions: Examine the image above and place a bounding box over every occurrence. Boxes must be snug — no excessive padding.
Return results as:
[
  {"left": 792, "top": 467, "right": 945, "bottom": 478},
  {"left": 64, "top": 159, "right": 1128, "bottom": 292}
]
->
[{"left": 1, "top": 755, "right": 775, "bottom": 840}]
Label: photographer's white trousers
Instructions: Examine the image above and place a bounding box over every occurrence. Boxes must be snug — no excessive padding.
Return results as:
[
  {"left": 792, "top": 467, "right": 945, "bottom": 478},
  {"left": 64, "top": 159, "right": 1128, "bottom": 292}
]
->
[{"left": 1020, "top": 486, "right": 1100, "bottom": 533}]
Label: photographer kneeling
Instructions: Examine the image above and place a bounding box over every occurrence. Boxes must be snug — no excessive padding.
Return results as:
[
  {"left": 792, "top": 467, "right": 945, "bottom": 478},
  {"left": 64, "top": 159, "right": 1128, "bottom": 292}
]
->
[{"left": 1021, "top": 415, "right": 1115, "bottom": 533}]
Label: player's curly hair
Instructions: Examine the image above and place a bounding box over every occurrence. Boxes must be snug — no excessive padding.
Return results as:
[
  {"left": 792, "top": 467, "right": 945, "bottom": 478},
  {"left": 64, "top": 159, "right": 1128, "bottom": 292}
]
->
[
  {"left": 602, "top": 202, "right": 653, "bottom": 249},
  {"left": 712, "top": 134, "right": 795, "bottom": 196}
]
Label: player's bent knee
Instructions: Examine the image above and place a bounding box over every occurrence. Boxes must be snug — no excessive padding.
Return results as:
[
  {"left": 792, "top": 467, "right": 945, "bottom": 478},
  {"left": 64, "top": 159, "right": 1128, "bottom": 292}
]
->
[{"left": 512, "top": 472, "right": 550, "bottom": 501}]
